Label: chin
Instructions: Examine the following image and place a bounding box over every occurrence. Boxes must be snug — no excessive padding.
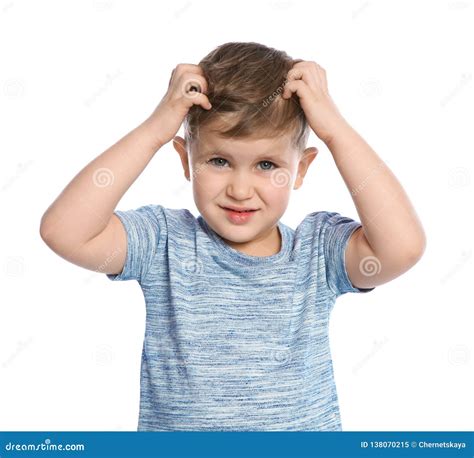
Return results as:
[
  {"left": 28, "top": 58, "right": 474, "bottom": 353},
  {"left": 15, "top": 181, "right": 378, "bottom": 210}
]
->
[
  {"left": 209, "top": 219, "right": 257, "bottom": 241},
  {"left": 217, "top": 223, "right": 253, "bottom": 239}
]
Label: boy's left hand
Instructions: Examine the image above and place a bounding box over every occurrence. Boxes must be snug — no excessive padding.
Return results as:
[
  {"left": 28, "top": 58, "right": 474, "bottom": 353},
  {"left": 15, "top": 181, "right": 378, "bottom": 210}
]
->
[{"left": 282, "top": 61, "right": 345, "bottom": 145}]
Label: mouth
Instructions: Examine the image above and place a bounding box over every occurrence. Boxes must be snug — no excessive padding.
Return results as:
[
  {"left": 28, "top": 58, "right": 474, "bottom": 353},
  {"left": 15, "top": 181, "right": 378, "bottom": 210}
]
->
[
  {"left": 219, "top": 206, "right": 259, "bottom": 224},
  {"left": 219, "top": 205, "right": 259, "bottom": 213}
]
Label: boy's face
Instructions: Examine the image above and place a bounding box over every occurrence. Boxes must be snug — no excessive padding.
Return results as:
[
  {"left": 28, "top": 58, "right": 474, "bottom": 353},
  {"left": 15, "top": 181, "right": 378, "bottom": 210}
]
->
[{"left": 173, "top": 127, "right": 317, "bottom": 256}]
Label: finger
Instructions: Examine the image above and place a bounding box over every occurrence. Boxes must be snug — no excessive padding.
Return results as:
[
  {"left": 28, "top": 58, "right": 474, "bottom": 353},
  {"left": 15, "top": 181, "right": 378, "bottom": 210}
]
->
[
  {"left": 286, "top": 67, "right": 304, "bottom": 83},
  {"left": 293, "top": 60, "right": 321, "bottom": 70},
  {"left": 281, "top": 80, "right": 311, "bottom": 101},
  {"left": 168, "top": 69, "right": 176, "bottom": 87},
  {"left": 306, "top": 61, "right": 328, "bottom": 91},
  {"left": 317, "top": 66, "right": 328, "bottom": 92},
  {"left": 179, "top": 73, "right": 209, "bottom": 97},
  {"left": 184, "top": 91, "right": 212, "bottom": 110},
  {"left": 169, "top": 64, "right": 205, "bottom": 87},
  {"left": 290, "top": 59, "right": 307, "bottom": 68},
  {"left": 290, "top": 61, "right": 325, "bottom": 89},
  {"left": 285, "top": 66, "right": 319, "bottom": 95},
  {"left": 310, "top": 62, "right": 324, "bottom": 90},
  {"left": 173, "top": 63, "right": 205, "bottom": 76}
]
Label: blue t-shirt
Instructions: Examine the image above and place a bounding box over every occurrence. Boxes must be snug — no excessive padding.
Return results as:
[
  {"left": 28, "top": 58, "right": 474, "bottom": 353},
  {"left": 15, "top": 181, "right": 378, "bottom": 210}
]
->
[{"left": 107, "top": 204, "right": 375, "bottom": 431}]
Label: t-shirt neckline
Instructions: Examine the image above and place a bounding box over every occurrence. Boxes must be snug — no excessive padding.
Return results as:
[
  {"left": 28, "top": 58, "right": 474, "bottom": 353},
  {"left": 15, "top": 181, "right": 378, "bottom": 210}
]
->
[{"left": 199, "top": 216, "right": 290, "bottom": 266}]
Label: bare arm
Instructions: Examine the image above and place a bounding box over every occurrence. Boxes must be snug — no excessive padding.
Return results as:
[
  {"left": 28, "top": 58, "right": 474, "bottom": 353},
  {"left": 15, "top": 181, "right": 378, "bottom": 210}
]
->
[
  {"left": 282, "top": 61, "right": 426, "bottom": 289},
  {"left": 40, "top": 119, "right": 163, "bottom": 248},
  {"left": 40, "top": 63, "right": 212, "bottom": 274},
  {"left": 39, "top": 119, "right": 166, "bottom": 274},
  {"left": 326, "top": 119, "right": 426, "bottom": 288}
]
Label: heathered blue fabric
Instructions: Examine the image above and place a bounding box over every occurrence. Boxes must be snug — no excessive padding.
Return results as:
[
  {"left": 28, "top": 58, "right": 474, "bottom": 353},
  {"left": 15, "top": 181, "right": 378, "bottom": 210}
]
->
[{"left": 106, "top": 204, "right": 375, "bottom": 431}]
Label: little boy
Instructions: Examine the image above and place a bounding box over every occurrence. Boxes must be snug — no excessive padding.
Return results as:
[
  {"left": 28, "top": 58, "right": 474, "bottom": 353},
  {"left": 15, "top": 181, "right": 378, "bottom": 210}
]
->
[{"left": 40, "top": 42, "right": 426, "bottom": 431}]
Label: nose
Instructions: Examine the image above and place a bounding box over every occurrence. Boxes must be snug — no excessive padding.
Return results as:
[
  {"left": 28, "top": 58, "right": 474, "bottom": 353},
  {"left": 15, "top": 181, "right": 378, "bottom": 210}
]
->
[{"left": 226, "top": 170, "right": 254, "bottom": 200}]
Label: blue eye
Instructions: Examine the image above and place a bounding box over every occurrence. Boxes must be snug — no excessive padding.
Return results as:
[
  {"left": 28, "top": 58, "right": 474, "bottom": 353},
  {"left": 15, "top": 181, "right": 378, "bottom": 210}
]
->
[
  {"left": 208, "top": 157, "right": 229, "bottom": 168},
  {"left": 207, "top": 158, "right": 277, "bottom": 171},
  {"left": 259, "top": 160, "right": 276, "bottom": 171}
]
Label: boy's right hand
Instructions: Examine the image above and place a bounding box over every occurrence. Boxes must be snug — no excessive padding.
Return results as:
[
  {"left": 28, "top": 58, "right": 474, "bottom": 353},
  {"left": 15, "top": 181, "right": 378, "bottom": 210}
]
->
[{"left": 146, "top": 64, "right": 212, "bottom": 148}]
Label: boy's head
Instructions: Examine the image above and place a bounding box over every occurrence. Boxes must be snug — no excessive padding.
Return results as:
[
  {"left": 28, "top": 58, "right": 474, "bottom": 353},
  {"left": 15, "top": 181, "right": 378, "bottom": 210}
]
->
[{"left": 173, "top": 41, "right": 318, "bottom": 254}]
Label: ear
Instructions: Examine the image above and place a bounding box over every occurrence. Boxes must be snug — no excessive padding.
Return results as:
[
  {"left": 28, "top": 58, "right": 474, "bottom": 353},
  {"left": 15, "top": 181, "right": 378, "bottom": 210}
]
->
[
  {"left": 294, "top": 147, "right": 318, "bottom": 190},
  {"left": 173, "top": 136, "right": 191, "bottom": 182}
]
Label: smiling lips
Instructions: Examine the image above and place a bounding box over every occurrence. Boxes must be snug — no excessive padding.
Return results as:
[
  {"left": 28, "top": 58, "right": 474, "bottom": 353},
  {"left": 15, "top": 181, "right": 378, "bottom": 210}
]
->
[
  {"left": 221, "top": 205, "right": 258, "bottom": 212},
  {"left": 220, "top": 206, "right": 259, "bottom": 224}
]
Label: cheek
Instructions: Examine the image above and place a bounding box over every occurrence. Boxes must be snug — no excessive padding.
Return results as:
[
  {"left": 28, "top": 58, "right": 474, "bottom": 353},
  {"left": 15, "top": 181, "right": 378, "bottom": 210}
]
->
[
  {"left": 266, "top": 169, "right": 294, "bottom": 194},
  {"left": 266, "top": 186, "right": 291, "bottom": 208},
  {"left": 192, "top": 168, "right": 293, "bottom": 204},
  {"left": 192, "top": 170, "right": 223, "bottom": 198}
]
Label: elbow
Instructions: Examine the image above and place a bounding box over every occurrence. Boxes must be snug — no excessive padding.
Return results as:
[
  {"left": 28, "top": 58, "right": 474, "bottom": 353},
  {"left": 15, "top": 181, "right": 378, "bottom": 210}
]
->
[
  {"left": 39, "top": 215, "right": 54, "bottom": 245},
  {"left": 39, "top": 224, "right": 51, "bottom": 246},
  {"left": 39, "top": 218, "right": 48, "bottom": 242},
  {"left": 406, "top": 233, "right": 427, "bottom": 265}
]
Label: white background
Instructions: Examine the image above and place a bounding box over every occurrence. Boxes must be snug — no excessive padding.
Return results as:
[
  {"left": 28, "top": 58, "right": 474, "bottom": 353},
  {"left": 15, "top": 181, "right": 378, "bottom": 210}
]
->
[{"left": 0, "top": 0, "right": 472, "bottom": 431}]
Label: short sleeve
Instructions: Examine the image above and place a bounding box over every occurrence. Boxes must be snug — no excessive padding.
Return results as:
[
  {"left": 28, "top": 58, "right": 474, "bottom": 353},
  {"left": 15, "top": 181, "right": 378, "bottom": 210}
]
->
[
  {"left": 106, "top": 204, "right": 165, "bottom": 283},
  {"left": 323, "top": 212, "right": 376, "bottom": 297}
]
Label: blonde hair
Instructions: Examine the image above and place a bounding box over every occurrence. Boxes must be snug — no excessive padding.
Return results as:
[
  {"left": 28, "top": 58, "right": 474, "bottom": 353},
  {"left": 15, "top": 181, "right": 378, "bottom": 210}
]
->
[{"left": 184, "top": 41, "right": 310, "bottom": 154}]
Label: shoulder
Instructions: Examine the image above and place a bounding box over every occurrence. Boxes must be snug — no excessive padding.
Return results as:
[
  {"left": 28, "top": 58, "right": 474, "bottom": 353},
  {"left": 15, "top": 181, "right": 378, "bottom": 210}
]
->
[
  {"left": 115, "top": 204, "right": 198, "bottom": 239},
  {"left": 135, "top": 204, "right": 196, "bottom": 226},
  {"left": 294, "top": 210, "right": 346, "bottom": 239},
  {"left": 159, "top": 205, "right": 196, "bottom": 224},
  {"left": 157, "top": 206, "right": 201, "bottom": 242},
  {"left": 291, "top": 210, "right": 363, "bottom": 266}
]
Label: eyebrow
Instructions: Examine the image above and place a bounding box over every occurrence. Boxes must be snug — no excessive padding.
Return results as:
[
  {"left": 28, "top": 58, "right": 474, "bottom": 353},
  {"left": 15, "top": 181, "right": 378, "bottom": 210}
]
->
[{"left": 200, "top": 149, "right": 285, "bottom": 160}]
